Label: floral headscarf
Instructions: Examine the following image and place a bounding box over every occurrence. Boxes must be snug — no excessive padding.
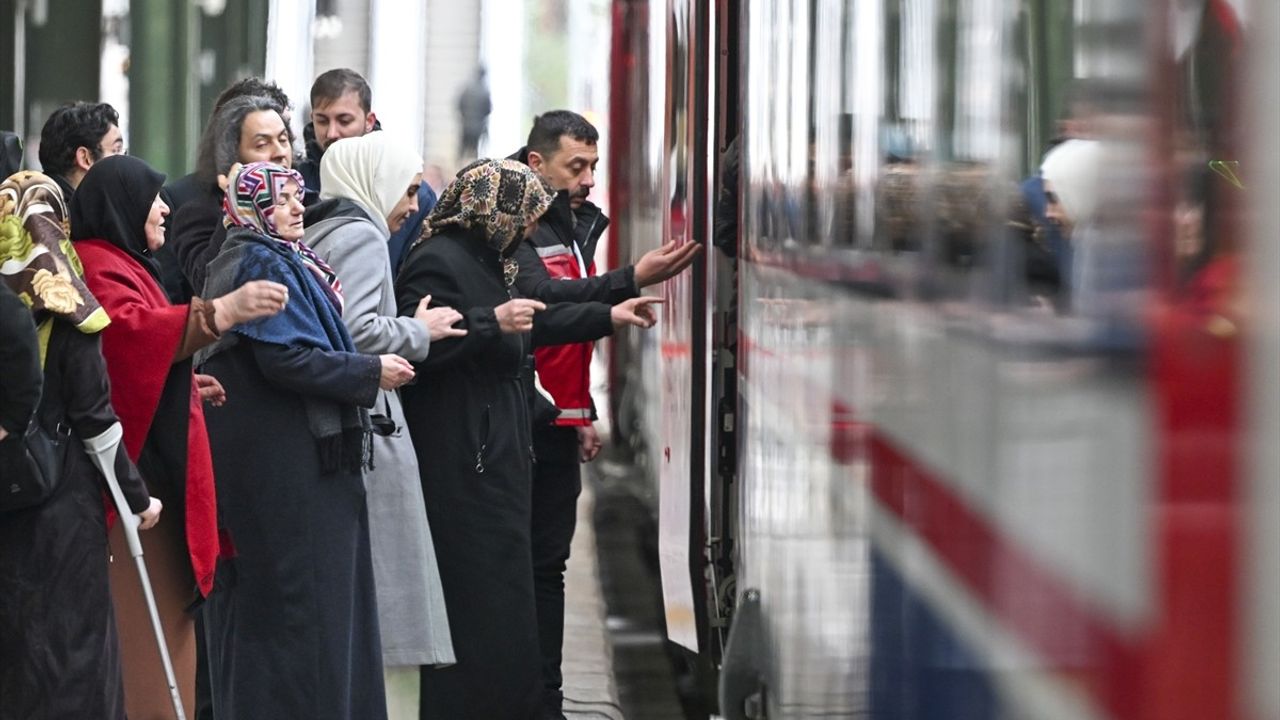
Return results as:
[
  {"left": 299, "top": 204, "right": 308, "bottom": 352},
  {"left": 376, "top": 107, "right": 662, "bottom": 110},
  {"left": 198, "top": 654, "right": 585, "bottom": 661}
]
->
[
  {"left": 223, "top": 161, "right": 345, "bottom": 313},
  {"left": 0, "top": 171, "right": 109, "bottom": 334},
  {"left": 421, "top": 158, "right": 555, "bottom": 253}
]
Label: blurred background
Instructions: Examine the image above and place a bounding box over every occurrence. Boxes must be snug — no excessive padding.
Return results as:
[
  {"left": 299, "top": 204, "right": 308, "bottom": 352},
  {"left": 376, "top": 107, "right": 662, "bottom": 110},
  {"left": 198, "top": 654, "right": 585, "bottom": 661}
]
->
[{"left": 0, "top": 0, "right": 611, "bottom": 183}]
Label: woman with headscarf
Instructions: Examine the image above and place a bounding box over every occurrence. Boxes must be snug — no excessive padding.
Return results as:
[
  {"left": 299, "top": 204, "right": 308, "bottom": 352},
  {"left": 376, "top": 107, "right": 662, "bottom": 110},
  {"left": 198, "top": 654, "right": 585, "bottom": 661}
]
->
[
  {"left": 198, "top": 161, "right": 414, "bottom": 720},
  {"left": 305, "top": 132, "right": 462, "bottom": 708},
  {"left": 0, "top": 171, "right": 161, "bottom": 720},
  {"left": 396, "top": 158, "right": 648, "bottom": 719},
  {"left": 68, "top": 154, "right": 288, "bottom": 718}
]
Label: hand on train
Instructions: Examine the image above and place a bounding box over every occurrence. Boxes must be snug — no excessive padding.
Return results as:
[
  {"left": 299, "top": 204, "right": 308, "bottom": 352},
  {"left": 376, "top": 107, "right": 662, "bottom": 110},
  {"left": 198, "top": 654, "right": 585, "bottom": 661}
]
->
[
  {"left": 611, "top": 296, "right": 664, "bottom": 329},
  {"left": 379, "top": 354, "right": 416, "bottom": 390},
  {"left": 577, "top": 424, "right": 603, "bottom": 463},
  {"left": 633, "top": 240, "right": 702, "bottom": 288},
  {"left": 195, "top": 374, "right": 227, "bottom": 407},
  {"left": 495, "top": 298, "right": 546, "bottom": 334},
  {"left": 213, "top": 280, "right": 290, "bottom": 332},
  {"left": 138, "top": 497, "right": 163, "bottom": 531},
  {"left": 415, "top": 296, "right": 468, "bottom": 341}
]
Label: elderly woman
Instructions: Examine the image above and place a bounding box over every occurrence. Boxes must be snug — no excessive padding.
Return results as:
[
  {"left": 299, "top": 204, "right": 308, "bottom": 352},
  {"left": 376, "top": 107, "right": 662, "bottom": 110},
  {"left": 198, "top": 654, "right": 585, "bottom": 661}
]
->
[
  {"left": 0, "top": 171, "right": 160, "bottom": 720},
  {"left": 69, "top": 154, "right": 288, "bottom": 718},
  {"left": 396, "top": 158, "right": 656, "bottom": 719},
  {"left": 305, "top": 132, "right": 462, "bottom": 704},
  {"left": 198, "top": 162, "right": 413, "bottom": 720}
]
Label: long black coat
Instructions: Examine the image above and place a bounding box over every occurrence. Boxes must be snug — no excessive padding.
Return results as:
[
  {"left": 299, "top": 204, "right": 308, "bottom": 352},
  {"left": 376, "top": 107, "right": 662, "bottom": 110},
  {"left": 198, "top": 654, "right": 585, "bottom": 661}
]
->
[
  {"left": 199, "top": 338, "right": 386, "bottom": 720},
  {"left": 0, "top": 282, "right": 39, "bottom": 436},
  {"left": 395, "top": 229, "right": 611, "bottom": 720},
  {"left": 0, "top": 320, "right": 150, "bottom": 720}
]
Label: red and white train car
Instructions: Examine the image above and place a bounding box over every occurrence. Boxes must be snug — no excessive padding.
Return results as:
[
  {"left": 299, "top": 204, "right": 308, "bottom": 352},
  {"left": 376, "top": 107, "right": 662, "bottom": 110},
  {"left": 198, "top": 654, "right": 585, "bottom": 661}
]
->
[{"left": 605, "top": 1, "right": 1279, "bottom": 718}]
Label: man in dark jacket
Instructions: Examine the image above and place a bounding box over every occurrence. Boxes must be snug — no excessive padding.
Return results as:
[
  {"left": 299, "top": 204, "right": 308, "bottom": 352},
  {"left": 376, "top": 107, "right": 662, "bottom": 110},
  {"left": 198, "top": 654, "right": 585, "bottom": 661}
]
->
[{"left": 512, "top": 110, "right": 700, "bottom": 719}]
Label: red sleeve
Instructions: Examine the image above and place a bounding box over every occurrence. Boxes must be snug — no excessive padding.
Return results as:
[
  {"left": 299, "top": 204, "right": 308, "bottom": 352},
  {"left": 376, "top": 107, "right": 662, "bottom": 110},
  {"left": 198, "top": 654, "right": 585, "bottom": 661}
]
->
[{"left": 79, "top": 242, "right": 190, "bottom": 460}]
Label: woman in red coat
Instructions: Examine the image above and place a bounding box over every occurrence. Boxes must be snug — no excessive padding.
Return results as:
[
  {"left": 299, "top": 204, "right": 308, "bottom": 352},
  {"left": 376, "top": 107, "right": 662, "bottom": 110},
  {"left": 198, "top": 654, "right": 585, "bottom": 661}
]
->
[{"left": 69, "top": 155, "right": 287, "bottom": 718}]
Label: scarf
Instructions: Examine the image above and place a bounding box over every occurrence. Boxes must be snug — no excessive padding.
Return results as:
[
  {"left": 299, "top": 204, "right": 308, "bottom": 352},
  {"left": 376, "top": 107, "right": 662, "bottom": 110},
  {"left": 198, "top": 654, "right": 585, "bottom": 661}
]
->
[
  {"left": 204, "top": 168, "right": 371, "bottom": 473},
  {"left": 419, "top": 158, "right": 555, "bottom": 253},
  {"left": 223, "top": 161, "right": 345, "bottom": 314},
  {"left": 1040, "top": 139, "right": 1104, "bottom": 230},
  {"left": 69, "top": 154, "right": 167, "bottom": 282},
  {"left": 0, "top": 171, "right": 109, "bottom": 334},
  {"left": 319, "top": 132, "right": 423, "bottom": 237}
]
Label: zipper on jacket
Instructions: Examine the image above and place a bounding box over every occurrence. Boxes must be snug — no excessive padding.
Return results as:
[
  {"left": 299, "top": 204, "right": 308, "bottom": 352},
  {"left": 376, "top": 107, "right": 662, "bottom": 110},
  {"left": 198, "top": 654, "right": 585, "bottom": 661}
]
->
[{"left": 475, "top": 404, "right": 490, "bottom": 474}]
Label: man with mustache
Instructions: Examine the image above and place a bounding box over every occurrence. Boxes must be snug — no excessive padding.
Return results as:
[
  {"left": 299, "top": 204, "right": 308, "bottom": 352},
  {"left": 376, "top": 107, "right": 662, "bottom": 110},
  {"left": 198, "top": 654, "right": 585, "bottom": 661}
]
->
[{"left": 512, "top": 110, "right": 699, "bottom": 720}]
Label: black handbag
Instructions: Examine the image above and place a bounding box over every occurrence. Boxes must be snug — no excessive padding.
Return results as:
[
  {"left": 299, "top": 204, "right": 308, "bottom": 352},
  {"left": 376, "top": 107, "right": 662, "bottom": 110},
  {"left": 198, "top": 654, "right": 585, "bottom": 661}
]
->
[{"left": 0, "top": 352, "right": 70, "bottom": 512}]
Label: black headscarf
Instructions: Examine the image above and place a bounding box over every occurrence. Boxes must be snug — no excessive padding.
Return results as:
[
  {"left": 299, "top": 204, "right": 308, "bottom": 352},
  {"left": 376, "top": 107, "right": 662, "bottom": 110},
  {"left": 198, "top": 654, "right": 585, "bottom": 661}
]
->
[{"left": 70, "top": 155, "right": 167, "bottom": 281}]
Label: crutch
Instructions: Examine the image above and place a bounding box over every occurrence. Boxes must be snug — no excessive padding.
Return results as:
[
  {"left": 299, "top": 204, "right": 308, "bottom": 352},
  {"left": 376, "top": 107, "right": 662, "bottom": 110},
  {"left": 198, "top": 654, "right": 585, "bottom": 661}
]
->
[{"left": 84, "top": 421, "right": 188, "bottom": 720}]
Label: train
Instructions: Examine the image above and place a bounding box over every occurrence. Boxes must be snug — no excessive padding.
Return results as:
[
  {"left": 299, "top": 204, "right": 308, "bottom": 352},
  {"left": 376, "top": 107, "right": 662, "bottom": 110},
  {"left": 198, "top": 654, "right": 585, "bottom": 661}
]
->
[{"left": 601, "top": 0, "right": 1279, "bottom": 718}]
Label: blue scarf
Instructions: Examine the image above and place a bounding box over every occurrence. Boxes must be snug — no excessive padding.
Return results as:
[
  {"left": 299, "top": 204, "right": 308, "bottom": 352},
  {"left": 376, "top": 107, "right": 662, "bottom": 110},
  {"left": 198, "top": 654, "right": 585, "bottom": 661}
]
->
[{"left": 200, "top": 226, "right": 369, "bottom": 472}]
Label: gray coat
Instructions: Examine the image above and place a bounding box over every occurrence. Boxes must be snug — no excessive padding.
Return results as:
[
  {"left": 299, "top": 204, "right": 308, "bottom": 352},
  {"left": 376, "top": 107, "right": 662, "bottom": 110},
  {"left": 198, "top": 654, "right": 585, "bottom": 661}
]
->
[{"left": 308, "top": 212, "right": 455, "bottom": 668}]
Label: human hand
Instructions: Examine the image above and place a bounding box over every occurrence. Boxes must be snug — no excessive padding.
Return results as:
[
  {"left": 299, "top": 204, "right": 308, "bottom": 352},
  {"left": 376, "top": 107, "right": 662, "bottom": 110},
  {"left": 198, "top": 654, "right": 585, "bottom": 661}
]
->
[
  {"left": 0, "top": 427, "right": 8, "bottom": 442},
  {"left": 576, "top": 424, "right": 602, "bottom": 463},
  {"left": 214, "top": 280, "right": 289, "bottom": 331},
  {"left": 379, "top": 354, "right": 415, "bottom": 390},
  {"left": 611, "top": 296, "right": 664, "bottom": 329},
  {"left": 415, "top": 296, "right": 468, "bottom": 341},
  {"left": 217, "top": 163, "right": 243, "bottom": 193},
  {"left": 633, "top": 240, "right": 702, "bottom": 287},
  {"left": 495, "top": 298, "right": 546, "bottom": 334},
  {"left": 195, "top": 374, "right": 227, "bottom": 406},
  {"left": 138, "top": 497, "right": 163, "bottom": 530}
]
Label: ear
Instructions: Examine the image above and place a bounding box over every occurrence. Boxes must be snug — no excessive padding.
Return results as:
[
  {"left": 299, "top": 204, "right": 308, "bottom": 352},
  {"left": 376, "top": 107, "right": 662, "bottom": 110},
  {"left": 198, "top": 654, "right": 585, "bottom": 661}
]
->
[
  {"left": 74, "top": 146, "right": 95, "bottom": 173},
  {"left": 527, "top": 150, "right": 545, "bottom": 173},
  {"left": 365, "top": 112, "right": 378, "bottom": 133}
]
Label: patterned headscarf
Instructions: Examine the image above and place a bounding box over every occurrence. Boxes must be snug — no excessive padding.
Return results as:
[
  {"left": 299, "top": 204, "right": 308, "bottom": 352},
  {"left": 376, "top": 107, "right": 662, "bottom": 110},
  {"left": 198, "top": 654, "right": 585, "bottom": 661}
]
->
[
  {"left": 223, "top": 161, "right": 345, "bottom": 313},
  {"left": 0, "top": 171, "right": 109, "bottom": 334},
  {"left": 421, "top": 158, "right": 555, "bottom": 252}
]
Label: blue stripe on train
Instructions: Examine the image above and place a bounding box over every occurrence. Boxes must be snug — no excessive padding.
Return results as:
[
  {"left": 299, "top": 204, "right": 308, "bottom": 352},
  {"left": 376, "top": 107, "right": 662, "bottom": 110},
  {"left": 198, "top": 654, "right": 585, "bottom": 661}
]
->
[{"left": 869, "top": 550, "right": 1000, "bottom": 720}]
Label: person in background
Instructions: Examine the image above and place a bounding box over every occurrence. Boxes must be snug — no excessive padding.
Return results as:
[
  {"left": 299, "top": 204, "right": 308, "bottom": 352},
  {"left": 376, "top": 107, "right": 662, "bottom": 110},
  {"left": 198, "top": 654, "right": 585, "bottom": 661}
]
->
[
  {"left": 305, "top": 131, "right": 464, "bottom": 717},
  {"left": 199, "top": 162, "right": 411, "bottom": 720},
  {"left": 36, "top": 102, "right": 124, "bottom": 203},
  {"left": 168, "top": 94, "right": 293, "bottom": 297},
  {"left": 0, "top": 171, "right": 161, "bottom": 720},
  {"left": 297, "top": 68, "right": 439, "bottom": 274},
  {"left": 70, "top": 154, "right": 288, "bottom": 719},
  {"left": 456, "top": 66, "right": 492, "bottom": 162}
]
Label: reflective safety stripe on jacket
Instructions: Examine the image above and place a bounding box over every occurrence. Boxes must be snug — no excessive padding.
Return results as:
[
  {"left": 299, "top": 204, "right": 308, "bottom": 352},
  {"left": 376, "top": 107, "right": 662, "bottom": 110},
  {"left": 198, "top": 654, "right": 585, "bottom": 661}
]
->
[{"left": 533, "top": 245, "right": 595, "bottom": 426}]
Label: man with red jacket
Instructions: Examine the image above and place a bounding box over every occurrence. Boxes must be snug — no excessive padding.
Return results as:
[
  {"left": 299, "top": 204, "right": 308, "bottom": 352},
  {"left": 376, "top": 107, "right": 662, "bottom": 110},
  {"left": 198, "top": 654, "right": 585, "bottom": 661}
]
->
[{"left": 513, "top": 110, "right": 699, "bottom": 719}]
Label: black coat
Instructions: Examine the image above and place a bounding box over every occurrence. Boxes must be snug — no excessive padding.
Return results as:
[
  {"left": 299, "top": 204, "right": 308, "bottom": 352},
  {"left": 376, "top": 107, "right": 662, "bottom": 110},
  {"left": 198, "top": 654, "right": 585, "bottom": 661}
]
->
[
  {"left": 199, "top": 338, "right": 387, "bottom": 720},
  {"left": 0, "top": 283, "right": 39, "bottom": 436},
  {"left": 0, "top": 320, "right": 150, "bottom": 720},
  {"left": 395, "top": 229, "right": 610, "bottom": 719},
  {"left": 167, "top": 188, "right": 227, "bottom": 298}
]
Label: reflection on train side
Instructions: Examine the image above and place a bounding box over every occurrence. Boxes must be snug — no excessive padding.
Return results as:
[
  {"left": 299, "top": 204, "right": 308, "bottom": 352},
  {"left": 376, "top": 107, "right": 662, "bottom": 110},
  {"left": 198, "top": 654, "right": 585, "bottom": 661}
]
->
[{"left": 731, "top": 0, "right": 1256, "bottom": 717}]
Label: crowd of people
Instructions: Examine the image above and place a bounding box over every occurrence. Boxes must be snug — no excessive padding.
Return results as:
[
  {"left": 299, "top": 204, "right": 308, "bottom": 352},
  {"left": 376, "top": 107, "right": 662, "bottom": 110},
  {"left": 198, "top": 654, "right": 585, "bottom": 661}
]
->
[{"left": 0, "top": 68, "right": 699, "bottom": 720}]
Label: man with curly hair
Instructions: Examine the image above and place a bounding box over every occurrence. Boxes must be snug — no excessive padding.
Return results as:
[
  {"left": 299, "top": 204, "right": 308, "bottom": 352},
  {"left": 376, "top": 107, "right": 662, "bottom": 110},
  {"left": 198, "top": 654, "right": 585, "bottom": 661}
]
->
[{"left": 37, "top": 102, "right": 123, "bottom": 203}]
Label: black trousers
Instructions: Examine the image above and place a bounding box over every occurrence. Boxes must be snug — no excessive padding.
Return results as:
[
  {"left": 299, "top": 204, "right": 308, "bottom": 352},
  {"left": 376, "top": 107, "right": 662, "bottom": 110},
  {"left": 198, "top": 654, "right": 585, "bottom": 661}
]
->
[{"left": 531, "top": 426, "right": 582, "bottom": 715}]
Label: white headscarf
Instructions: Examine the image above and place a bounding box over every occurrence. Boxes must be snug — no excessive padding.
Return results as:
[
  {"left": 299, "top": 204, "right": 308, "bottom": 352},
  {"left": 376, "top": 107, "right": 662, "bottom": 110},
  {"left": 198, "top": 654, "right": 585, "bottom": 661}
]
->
[
  {"left": 320, "top": 132, "right": 423, "bottom": 235},
  {"left": 1040, "top": 139, "right": 1103, "bottom": 228}
]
